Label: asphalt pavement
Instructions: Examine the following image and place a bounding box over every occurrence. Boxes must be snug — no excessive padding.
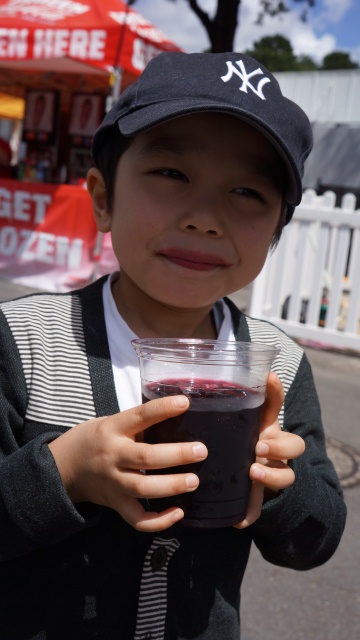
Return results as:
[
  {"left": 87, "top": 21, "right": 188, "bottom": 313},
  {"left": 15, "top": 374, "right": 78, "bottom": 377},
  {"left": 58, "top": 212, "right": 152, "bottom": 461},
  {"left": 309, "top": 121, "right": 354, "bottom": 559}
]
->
[
  {"left": 1, "top": 278, "right": 359, "bottom": 640},
  {"left": 241, "top": 346, "right": 360, "bottom": 640}
]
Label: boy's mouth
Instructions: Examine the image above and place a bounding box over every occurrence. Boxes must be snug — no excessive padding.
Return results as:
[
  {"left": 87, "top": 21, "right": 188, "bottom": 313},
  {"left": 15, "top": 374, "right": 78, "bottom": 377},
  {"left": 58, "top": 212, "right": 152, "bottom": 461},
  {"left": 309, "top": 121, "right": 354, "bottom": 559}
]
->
[{"left": 158, "top": 248, "right": 232, "bottom": 271}]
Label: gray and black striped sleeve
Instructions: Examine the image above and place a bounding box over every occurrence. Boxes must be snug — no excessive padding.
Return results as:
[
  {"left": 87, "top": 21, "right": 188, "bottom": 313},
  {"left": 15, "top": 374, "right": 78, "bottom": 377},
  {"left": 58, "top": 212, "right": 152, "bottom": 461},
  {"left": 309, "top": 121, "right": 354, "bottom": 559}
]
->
[
  {"left": 0, "top": 294, "right": 100, "bottom": 561},
  {"left": 244, "top": 316, "right": 347, "bottom": 570}
]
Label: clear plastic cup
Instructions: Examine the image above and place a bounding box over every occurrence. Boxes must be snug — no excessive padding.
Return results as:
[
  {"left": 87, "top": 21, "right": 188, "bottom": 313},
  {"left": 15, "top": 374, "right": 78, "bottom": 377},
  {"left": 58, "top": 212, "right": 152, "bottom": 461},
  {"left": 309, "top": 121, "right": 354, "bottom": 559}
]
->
[{"left": 132, "top": 338, "right": 280, "bottom": 528}]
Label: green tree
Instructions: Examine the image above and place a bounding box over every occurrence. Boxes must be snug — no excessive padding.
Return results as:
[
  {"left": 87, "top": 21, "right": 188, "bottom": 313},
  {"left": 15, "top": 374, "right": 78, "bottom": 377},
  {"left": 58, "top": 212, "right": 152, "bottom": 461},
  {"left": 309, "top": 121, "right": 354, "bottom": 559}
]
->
[
  {"left": 246, "top": 35, "right": 319, "bottom": 71},
  {"left": 322, "top": 51, "right": 359, "bottom": 70},
  {"left": 296, "top": 55, "right": 318, "bottom": 71},
  {"left": 245, "top": 35, "right": 297, "bottom": 71},
  {"left": 256, "top": 0, "right": 316, "bottom": 25},
  {"left": 131, "top": 0, "right": 316, "bottom": 53}
]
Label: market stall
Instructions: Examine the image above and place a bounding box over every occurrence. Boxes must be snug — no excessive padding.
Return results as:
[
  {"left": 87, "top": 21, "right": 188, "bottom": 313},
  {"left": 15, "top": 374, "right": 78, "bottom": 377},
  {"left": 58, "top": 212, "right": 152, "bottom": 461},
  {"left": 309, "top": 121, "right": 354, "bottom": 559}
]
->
[{"left": 0, "top": 0, "right": 182, "bottom": 291}]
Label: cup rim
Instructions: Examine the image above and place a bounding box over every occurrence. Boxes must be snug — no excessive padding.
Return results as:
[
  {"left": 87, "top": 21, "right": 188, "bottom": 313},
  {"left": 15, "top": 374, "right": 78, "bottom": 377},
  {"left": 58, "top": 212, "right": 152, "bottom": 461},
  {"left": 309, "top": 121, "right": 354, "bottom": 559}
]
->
[{"left": 131, "top": 338, "right": 280, "bottom": 364}]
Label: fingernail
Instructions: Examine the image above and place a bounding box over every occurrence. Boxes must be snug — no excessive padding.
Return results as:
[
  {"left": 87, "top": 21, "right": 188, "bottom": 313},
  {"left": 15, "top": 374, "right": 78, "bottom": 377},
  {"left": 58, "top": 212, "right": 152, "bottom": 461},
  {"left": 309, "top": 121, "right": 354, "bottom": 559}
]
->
[
  {"left": 256, "top": 442, "right": 269, "bottom": 456},
  {"left": 173, "top": 395, "right": 189, "bottom": 408},
  {"left": 193, "top": 443, "right": 207, "bottom": 459},
  {"left": 251, "top": 464, "right": 266, "bottom": 480},
  {"left": 186, "top": 474, "right": 199, "bottom": 489}
]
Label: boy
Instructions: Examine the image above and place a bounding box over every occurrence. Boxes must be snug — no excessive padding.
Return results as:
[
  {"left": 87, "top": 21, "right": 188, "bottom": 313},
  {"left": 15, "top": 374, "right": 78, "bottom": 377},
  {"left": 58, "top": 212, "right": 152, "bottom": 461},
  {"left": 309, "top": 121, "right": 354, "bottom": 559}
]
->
[{"left": 0, "top": 52, "right": 346, "bottom": 639}]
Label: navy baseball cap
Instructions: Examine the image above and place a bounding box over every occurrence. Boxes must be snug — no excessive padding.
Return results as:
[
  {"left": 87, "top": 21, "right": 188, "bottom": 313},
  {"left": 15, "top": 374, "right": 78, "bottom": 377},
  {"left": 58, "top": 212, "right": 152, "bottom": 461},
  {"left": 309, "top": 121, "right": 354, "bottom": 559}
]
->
[{"left": 92, "top": 52, "right": 313, "bottom": 222}]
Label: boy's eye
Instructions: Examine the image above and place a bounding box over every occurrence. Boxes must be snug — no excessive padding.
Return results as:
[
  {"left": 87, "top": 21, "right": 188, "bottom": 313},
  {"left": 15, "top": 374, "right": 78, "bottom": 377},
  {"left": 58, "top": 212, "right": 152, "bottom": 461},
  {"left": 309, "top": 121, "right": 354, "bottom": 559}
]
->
[
  {"left": 233, "top": 187, "right": 264, "bottom": 202},
  {"left": 155, "top": 168, "right": 188, "bottom": 181}
]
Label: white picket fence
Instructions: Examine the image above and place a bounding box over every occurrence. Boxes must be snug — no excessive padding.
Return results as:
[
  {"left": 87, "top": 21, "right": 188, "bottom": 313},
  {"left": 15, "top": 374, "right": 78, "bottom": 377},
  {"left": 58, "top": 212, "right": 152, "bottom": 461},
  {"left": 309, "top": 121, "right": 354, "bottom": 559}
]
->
[{"left": 249, "top": 189, "right": 360, "bottom": 352}]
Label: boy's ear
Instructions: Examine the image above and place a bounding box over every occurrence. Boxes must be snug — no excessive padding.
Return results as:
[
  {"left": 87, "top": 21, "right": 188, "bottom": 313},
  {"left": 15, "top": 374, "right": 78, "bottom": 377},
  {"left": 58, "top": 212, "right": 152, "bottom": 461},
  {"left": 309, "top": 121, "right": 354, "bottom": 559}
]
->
[{"left": 87, "top": 168, "right": 111, "bottom": 232}]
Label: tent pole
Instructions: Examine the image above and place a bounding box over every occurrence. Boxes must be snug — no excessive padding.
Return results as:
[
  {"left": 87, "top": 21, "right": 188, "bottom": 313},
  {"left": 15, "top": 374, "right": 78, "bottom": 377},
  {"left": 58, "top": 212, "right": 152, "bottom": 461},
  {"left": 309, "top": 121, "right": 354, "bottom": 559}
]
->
[
  {"left": 102, "top": 2, "right": 136, "bottom": 277},
  {"left": 113, "top": 66, "right": 124, "bottom": 101},
  {"left": 106, "top": 0, "right": 135, "bottom": 111}
]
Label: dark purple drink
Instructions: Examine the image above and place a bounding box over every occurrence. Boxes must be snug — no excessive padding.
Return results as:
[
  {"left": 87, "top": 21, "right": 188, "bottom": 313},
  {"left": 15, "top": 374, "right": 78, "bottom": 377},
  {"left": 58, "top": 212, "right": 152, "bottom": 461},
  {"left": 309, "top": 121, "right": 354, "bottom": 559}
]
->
[{"left": 142, "top": 378, "right": 264, "bottom": 528}]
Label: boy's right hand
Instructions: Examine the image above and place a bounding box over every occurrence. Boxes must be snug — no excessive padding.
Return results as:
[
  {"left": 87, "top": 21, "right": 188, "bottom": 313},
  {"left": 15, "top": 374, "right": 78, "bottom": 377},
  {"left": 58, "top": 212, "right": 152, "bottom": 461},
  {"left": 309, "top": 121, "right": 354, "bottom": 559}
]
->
[{"left": 48, "top": 396, "right": 207, "bottom": 532}]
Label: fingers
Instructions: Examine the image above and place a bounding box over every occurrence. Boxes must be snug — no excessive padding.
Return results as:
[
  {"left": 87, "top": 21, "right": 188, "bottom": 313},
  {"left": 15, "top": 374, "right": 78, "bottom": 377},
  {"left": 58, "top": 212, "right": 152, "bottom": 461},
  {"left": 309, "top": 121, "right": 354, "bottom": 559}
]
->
[
  {"left": 118, "top": 495, "right": 185, "bottom": 532},
  {"left": 250, "top": 460, "right": 295, "bottom": 490},
  {"left": 233, "top": 421, "right": 306, "bottom": 530},
  {"left": 120, "top": 440, "right": 207, "bottom": 471},
  {"left": 233, "top": 457, "right": 296, "bottom": 532},
  {"left": 255, "top": 370, "right": 305, "bottom": 497},
  {"left": 251, "top": 430, "right": 305, "bottom": 491},
  {"left": 120, "top": 395, "right": 190, "bottom": 438},
  {"left": 255, "top": 431, "right": 305, "bottom": 462},
  {"left": 261, "top": 372, "right": 284, "bottom": 431},
  {"left": 232, "top": 458, "right": 296, "bottom": 531},
  {"left": 233, "top": 482, "right": 264, "bottom": 529},
  {"left": 119, "top": 468, "right": 200, "bottom": 499}
]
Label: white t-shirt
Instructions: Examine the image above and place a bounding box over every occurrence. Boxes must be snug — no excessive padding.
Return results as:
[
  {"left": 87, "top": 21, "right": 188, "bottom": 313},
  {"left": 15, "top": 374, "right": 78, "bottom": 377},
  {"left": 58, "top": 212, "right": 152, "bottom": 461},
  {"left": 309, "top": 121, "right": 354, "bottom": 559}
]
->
[{"left": 102, "top": 273, "right": 236, "bottom": 411}]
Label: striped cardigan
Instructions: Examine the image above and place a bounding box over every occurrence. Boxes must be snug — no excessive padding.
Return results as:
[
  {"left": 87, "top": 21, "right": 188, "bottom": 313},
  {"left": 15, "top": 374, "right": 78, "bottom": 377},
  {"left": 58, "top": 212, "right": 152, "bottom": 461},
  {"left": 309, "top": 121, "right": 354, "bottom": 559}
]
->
[{"left": 0, "top": 276, "right": 346, "bottom": 639}]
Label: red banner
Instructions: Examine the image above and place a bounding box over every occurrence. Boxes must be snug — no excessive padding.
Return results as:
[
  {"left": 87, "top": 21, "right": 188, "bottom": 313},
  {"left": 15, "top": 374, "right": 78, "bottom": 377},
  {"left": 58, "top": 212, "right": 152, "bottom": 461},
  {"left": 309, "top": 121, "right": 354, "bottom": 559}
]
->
[{"left": 0, "top": 178, "right": 117, "bottom": 291}]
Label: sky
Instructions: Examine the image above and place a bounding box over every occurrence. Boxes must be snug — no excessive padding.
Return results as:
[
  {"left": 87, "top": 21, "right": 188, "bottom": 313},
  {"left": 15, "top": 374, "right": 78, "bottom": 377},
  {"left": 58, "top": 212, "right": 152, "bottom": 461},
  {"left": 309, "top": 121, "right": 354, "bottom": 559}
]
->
[{"left": 134, "top": 0, "right": 360, "bottom": 65}]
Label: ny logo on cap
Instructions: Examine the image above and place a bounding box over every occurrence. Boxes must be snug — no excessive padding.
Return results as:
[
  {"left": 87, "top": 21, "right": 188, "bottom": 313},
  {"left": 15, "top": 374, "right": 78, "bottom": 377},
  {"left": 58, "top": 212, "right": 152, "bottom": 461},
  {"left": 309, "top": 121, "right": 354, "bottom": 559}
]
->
[{"left": 221, "top": 59, "right": 271, "bottom": 100}]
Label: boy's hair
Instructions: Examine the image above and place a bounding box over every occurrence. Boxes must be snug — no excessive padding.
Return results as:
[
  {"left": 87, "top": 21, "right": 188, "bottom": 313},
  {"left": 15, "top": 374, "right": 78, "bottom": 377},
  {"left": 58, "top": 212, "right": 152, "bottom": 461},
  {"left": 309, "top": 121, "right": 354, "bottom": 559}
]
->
[
  {"left": 92, "top": 125, "right": 130, "bottom": 213},
  {"left": 92, "top": 51, "right": 313, "bottom": 231}
]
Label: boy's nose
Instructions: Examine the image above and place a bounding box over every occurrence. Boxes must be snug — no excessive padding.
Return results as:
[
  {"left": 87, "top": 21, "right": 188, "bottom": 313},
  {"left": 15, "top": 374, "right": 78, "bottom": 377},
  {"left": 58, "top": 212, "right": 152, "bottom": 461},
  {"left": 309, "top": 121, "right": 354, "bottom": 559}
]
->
[
  {"left": 185, "top": 222, "right": 219, "bottom": 236},
  {"left": 180, "top": 195, "right": 224, "bottom": 237}
]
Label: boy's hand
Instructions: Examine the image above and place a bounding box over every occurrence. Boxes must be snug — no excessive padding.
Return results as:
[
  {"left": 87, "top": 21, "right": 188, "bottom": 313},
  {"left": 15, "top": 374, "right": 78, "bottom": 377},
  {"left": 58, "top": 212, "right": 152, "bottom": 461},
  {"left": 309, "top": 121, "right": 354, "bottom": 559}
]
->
[
  {"left": 233, "top": 372, "right": 305, "bottom": 530},
  {"left": 48, "top": 395, "right": 207, "bottom": 533}
]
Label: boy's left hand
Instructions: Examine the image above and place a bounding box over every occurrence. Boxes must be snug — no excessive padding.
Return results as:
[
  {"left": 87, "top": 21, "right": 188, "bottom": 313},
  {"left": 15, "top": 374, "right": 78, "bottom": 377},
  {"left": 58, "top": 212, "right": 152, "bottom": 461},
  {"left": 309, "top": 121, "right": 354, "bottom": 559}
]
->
[{"left": 233, "top": 372, "right": 305, "bottom": 530}]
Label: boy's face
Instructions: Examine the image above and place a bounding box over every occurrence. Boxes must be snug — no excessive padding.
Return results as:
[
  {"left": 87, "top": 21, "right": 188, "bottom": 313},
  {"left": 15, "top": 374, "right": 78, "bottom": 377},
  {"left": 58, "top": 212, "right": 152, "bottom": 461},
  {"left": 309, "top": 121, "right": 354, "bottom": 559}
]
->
[{"left": 92, "top": 112, "right": 284, "bottom": 314}]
